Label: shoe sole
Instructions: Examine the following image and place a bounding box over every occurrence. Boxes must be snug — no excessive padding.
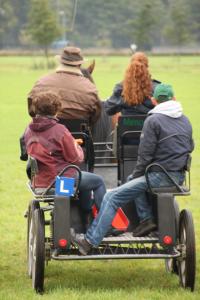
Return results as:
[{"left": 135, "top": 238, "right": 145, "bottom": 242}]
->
[
  {"left": 72, "top": 238, "right": 90, "bottom": 256},
  {"left": 77, "top": 245, "right": 88, "bottom": 256},
  {"left": 72, "top": 240, "right": 88, "bottom": 256}
]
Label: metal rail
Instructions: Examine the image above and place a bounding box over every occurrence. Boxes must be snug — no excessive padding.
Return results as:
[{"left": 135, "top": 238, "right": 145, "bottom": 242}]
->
[{"left": 52, "top": 250, "right": 181, "bottom": 261}]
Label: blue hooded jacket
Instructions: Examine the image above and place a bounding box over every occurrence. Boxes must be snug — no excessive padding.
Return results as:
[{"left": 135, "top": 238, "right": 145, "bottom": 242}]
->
[{"left": 132, "top": 100, "right": 194, "bottom": 178}]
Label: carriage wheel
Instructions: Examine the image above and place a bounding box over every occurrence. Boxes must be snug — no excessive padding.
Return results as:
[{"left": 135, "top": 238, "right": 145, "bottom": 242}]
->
[
  {"left": 165, "top": 199, "right": 179, "bottom": 275},
  {"left": 32, "top": 208, "right": 45, "bottom": 293},
  {"left": 27, "top": 200, "right": 40, "bottom": 278},
  {"left": 178, "top": 209, "right": 196, "bottom": 291}
]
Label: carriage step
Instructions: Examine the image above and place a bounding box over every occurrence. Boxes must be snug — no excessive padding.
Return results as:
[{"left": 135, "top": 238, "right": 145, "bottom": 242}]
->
[
  {"left": 78, "top": 232, "right": 159, "bottom": 244},
  {"left": 51, "top": 246, "right": 180, "bottom": 261},
  {"left": 102, "top": 232, "right": 158, "bottom": 244},
  {"left": 51, "top": 232, "right": 179, "bottom": 261},
  {"left": 52, "top": 253, "right": 180, "bottom": 260}
]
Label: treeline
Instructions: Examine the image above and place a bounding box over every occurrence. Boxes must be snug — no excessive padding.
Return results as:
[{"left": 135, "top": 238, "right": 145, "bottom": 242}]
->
[{"left": 0, "top": 0, "right": 200, "bottom": 51}]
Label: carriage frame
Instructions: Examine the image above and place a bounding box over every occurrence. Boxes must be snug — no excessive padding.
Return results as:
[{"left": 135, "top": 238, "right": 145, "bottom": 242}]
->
[{"left": 25, "top": 116, "right": 196, "bottom": 294}]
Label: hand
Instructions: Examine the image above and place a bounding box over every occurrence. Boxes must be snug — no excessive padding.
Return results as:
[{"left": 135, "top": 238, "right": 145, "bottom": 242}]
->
[
  {"left": 127, "top": 174, "right": 133, "bottom": 182},
  {"left": 75, "top": 138, "right": 83, "bottom": 145}
]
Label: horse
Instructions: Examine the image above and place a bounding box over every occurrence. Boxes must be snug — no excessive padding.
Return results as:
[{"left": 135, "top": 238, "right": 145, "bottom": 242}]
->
[
  {"left": 81, "top": 60, "right": 113, "bottom": 142},
  {"left": 81, "top": 60, "right": 114, "bottom": 140},
  {"left": 81, "top": 61, "right": 118, "bottom": 164}
]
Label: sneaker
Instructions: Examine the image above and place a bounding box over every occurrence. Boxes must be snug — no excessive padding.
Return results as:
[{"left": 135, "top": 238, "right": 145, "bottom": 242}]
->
[
  {"left": 132, "top": 219, "right": 157, "bottom": 237},
  {"left": 105, "top": 228, "right": 124, "bottom": 237},
  {"left": 73, "top": 235, "right": 92, "bottom": 256}
]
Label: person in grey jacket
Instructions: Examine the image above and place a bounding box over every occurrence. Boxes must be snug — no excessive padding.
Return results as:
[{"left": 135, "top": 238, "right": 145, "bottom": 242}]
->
[{"left": 73, "top": 83, "right": 194, "bottom": 255}]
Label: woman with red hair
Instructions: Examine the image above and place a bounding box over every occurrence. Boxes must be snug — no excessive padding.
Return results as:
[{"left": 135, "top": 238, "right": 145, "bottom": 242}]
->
[{"left": 105, "top": 52, "right": 160, "bottom": 116}]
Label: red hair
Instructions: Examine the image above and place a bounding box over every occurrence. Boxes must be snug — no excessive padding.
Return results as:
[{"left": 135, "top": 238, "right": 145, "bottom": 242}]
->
[{"left": 122, "top": 52, "right": 152, "bottom": 105}]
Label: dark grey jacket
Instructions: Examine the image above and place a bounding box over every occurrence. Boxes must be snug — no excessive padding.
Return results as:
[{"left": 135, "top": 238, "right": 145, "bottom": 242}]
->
[{"left": 132, "top": 101, "right": 194, "bottom": 178}]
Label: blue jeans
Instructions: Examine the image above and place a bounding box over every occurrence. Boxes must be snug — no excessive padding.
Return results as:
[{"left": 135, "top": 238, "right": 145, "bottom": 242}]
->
[
  {"left": 78, "top": 171, "right": 106, "bottom": 212},
  {"left": 86, "top": 171, "right": 184, "bottom": 246}
]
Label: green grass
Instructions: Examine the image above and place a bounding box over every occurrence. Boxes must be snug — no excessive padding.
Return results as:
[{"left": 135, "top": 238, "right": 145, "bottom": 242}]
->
[{"left": 0, "top": 55, "right": 200, "bottom": 299}]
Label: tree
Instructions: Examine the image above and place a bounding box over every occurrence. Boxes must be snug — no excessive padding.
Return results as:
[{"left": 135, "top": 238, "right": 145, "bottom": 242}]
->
[
  {"left": 0, "top": 1, "right": 16, "bottom": 48},
  {"left": 8, "top": 0, "right": 30, "bottom": 47},
  {"left": 187, "top": 0, "right": 200, "bottom": 43},
  {"left": 27, "top": 0, "right": 61, "bottom": 61},
  {"left": 0, "top": 0, "right": 199, "bottom": 50},
  {"left": 74, "top": 0, "right": 138, "bottom": 48},
  {"left": 130, "top": 0, "right": 161, "bottom": 51},
  {"left": 50, "top": 0, "right": 74, "bottom": 40},
  {"left": 101, "top": 0, "right": 139, "bottom": 48},
  {"left": 164, "top": 0, "right": 192, "bottom": 48}
]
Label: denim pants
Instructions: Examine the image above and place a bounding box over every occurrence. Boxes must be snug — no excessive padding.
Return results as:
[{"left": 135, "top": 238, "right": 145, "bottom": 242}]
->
[
  {"left": 86, "top": 171, "right": 184, "bottom": 247},
  {"left": 78, "top": 171, "right": 106, "bottom": 212}
]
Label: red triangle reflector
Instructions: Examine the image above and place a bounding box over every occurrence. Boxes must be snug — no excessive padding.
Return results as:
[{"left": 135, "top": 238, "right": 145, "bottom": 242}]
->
[
  {"left": 92, "top": 205, "right": 129, "bottom": 231},
  {"left": 112, "top": 208, "right": 129, "bottom": 230}
]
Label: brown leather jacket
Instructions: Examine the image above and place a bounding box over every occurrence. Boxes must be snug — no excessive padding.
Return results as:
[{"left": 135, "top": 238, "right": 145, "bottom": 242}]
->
[{"left": 28, "top": 70, "right": 101, "bottom": 124}]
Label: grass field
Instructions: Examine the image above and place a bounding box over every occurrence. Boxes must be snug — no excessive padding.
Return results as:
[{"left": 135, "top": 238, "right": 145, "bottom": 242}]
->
[{"left": 0, "top": 55, "right": 199, "bottom": 299}]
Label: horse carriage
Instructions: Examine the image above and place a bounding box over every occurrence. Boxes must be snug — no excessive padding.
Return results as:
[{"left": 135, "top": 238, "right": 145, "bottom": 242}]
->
[{"left": 25, "top": 114, "right": 196, "bottom": 294}]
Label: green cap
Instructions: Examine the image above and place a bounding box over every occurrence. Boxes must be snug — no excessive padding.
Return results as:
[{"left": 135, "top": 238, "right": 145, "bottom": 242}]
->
[{"left": 153, "top": 84, "right": 174, "bottom": 102}]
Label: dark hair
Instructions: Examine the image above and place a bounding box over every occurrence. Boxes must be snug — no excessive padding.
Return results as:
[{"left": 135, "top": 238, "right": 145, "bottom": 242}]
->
[
  {"left": 33, "top": 92, "right": 62, "bottom": 116},
  {"left": 157, "top": 95, "right": 169, "bottom": 102}
]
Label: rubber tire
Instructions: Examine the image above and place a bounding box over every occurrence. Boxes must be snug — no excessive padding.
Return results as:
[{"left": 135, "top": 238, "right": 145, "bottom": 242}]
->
[
  {"left": 165, "top": 199, "right": 179, "bottom": 275},
  {"left": 27, "top": 200, "right": 40, "bottom": 278},
  {"left": 32, "top": 208, "right": 45, "bottom": 294},
  {"left": 178, "top": 209, "right": 196, "bottom": 291}
]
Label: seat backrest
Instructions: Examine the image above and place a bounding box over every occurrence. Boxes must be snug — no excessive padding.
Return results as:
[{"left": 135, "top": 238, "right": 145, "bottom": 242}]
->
[
  {"left": 29, "top": 156, "right": 38, "bottom": 178},
  {"left": 26, "top": 139, "right": 57, "bottom": 189},
  {"left": 117, "top": 115, "right": 146, "bottom": 148},
  {"left": 117, "top": 114, "right": 146, "bottom": 131},
  {"left": 117, "top": 115, "right": 146, "bottom": 184},
  {"left": 58, "top": 118, "right": 94, "bottom": 172},
  {"left": 27, "top": 156, "right": 39, "bottom": 189},
  {"left": 59, "top": 118, "right": 90, "bottom": 133}
]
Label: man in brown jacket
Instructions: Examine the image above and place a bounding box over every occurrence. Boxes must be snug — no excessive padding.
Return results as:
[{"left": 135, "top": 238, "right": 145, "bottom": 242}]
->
[{"left": 27, "top": 47, "right": 101, "bottom": 125}]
